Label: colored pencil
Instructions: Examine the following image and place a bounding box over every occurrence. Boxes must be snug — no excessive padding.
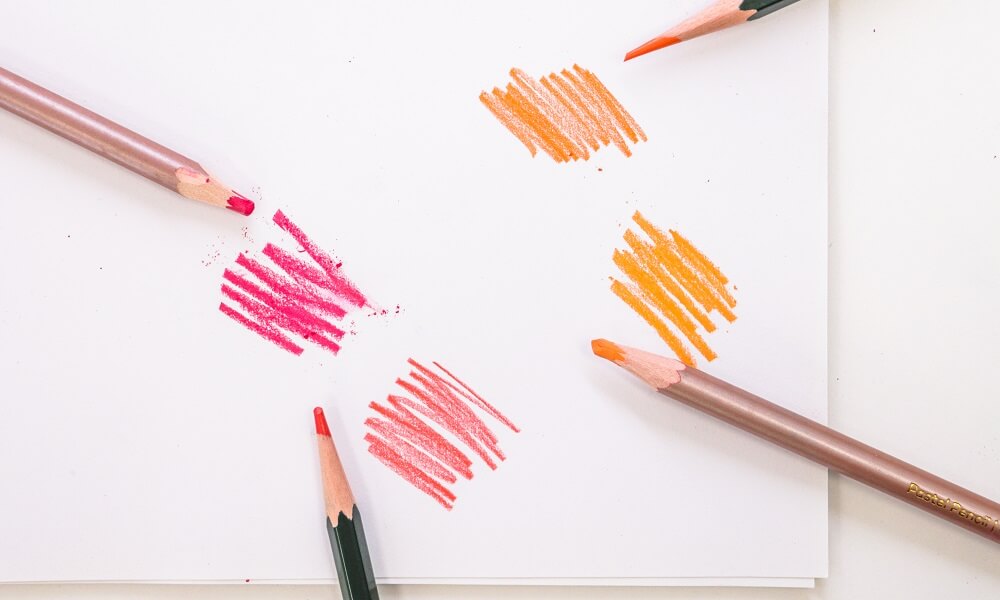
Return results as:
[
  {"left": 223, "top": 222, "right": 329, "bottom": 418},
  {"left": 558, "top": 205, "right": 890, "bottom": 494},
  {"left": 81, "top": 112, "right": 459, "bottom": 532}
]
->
[
  {"left": 591, "top": 339, "right": 1000, "bottom": 544},
  {"left": 314, "top": 407, "right": 380, "bottom": 600},
  {"left": 625, "top": 0, "right": 805, "bottom": 61},
  {"left": 0, "top": 66, "right": 254, "bottom": 215}
]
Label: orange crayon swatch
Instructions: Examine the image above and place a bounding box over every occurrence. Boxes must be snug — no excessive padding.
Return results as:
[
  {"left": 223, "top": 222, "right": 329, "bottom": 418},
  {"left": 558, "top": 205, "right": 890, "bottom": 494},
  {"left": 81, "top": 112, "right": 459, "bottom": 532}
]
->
[
  {"left": 610, "top": 212, "right": 737, "bottom": 366},
  {"left": 480, "top": 65, "right": 647, "bottom": 162}
]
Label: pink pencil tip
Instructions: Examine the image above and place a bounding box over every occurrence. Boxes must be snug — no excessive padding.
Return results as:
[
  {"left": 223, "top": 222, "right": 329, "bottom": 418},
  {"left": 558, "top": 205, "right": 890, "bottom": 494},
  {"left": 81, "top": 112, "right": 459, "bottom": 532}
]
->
[
  {"left": 314, "top": 407, "right": 331, "bottom": 436},
  {"left": 226, "top": 193, "right": 255, "bottom": 216},
  {"left": 624, "top": 36, "right": 682, "bottom": 61}
]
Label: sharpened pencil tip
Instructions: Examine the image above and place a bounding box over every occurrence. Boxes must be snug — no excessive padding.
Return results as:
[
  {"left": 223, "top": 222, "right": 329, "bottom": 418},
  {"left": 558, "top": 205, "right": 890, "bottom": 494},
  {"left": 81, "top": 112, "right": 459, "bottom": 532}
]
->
[
  {"left": 314, "top": 407, "right": 331, "bottom": 436},
  {"left": 624, "top": 36, "right": 682, "bottom": 61},
  {"left": 226, "top": 193, "right": 255, "bottom": 216},
  {"left": 591, "top": 339, "right": 625, "bottom": 362}
]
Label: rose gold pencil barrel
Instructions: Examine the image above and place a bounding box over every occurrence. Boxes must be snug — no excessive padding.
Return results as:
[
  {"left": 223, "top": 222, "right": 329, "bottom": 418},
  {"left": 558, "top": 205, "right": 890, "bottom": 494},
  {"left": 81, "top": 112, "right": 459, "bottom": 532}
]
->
[
  {"left": 592, "top": 339, "right": 1000, "bottom": 543},
  {"left": 0, "top": 66, "right": 253, "bottom": 215}
]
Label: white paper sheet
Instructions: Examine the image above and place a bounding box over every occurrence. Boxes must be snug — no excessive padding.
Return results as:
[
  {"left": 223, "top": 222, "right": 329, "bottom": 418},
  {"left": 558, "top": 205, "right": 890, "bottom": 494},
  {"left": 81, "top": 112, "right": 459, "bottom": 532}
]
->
[{"left": 0, "top": 0, "right": 828, "bottom": 585}]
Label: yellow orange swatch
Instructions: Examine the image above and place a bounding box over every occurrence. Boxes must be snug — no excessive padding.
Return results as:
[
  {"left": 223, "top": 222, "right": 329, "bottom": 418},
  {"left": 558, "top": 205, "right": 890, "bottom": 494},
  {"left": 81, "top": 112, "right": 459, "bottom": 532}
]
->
[
  {"left": 480, "top": 65, "right": 647, "bottom": 162},
  {"left": 610, "top": 212, "right": 737, "bottom": 366}
]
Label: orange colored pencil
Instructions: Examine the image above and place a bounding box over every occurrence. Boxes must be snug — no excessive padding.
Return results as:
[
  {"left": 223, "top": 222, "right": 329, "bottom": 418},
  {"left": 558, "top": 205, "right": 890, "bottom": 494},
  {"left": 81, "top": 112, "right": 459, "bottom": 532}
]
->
[
  {"left": 591, "top": 339, "right": 1000, "bottom": 544},
  {"left": 0, "top": 66, "right": 254, "bottom": 215},
  {"left": 625, "top": 0, "right": 806, "bottom": 61}
]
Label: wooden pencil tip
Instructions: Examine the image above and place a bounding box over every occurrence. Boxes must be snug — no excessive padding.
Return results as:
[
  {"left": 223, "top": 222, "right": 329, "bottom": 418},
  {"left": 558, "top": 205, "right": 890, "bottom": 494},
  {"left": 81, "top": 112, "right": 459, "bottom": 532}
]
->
[
  {"left": 592, "top": 340, "right": 687, "bottom": 390},
  {"left": 314, "top": 407, "right": 331, "bottom": 436},
  {"left": 226, "top": 193, "right": 255, "bottom": 216},
  {"left": 591, "top": 339, "right": 625, "bottom": 362},
  {"left": 624, "top": 36, "right": 682, "bottom": 61}
]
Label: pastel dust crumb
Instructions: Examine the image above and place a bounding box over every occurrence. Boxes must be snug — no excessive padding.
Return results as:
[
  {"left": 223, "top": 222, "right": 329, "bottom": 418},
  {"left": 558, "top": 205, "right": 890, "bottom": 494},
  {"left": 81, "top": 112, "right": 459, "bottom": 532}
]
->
[{"left": 366, "top": 304, "right": 403, "bottom": 318}]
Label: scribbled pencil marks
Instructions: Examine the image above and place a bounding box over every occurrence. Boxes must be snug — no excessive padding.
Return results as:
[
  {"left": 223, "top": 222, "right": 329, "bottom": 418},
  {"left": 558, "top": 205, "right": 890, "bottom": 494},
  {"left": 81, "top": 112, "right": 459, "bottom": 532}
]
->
[
  {"left": 611, "top": 211, "right": 737, "bottom": 366},
  {"left": 218, "top": 210, "right": 369, "bottom": 356},
  {"left": 480, "top": 65, "right": 646, "bottom": 162},
  {"left": 364, "top": 359, "right": 519, "bottom": 510}
]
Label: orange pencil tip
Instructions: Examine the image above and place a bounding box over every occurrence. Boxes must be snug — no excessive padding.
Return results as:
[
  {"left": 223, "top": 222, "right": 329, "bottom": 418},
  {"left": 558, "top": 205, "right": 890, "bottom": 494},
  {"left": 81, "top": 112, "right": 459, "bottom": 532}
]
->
[
  {"left": 624, "top": 36, "right": 682, "bottom": 61},
  {"left": 591, "top": 339, "right": 625, "bottom": 362},
  {"left": 313, "top": 407, "right": 331, "bottom": 436}
]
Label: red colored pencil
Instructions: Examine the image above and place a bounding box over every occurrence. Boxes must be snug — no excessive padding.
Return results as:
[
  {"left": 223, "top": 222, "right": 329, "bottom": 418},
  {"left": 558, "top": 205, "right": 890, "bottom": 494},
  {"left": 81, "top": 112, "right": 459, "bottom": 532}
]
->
[{"left": 314, "top": 407, "right": 380, "bottom": 600}]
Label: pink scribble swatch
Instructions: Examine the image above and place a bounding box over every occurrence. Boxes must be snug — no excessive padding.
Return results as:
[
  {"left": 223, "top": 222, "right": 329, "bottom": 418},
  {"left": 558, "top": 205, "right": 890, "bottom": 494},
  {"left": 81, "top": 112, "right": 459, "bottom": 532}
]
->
[
  {"left": 218, "top": 210, "right": 368, "bottom": 356},
  {"left": 364, "top": 359, "right": 520, "bottom": 510}
]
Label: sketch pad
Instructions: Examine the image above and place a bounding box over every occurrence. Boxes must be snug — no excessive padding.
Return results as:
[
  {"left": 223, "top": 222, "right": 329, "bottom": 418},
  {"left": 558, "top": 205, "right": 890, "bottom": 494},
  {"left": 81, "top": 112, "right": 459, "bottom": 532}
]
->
[{"left": 0, "top": 0, "right": 828, "bottom": 586}]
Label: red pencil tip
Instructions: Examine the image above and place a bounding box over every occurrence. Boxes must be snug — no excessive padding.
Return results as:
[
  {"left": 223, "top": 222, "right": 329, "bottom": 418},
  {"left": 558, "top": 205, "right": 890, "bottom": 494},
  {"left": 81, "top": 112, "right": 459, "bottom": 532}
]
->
[
  {"left": 624, "top": 36, "right": 682, "bottom": 61},
  {"left": 226, "top": 193, "right": 255, "bottom": 216},
  {"left": 314, "top": 407, "right": 331, "bottom": 436}
]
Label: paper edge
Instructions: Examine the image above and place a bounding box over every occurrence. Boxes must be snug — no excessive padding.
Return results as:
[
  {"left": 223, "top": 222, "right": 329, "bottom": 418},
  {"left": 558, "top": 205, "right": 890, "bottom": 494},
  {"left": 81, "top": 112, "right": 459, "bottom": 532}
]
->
[{"left": 2, "top": 578, "right": 816, "bottom": 588}]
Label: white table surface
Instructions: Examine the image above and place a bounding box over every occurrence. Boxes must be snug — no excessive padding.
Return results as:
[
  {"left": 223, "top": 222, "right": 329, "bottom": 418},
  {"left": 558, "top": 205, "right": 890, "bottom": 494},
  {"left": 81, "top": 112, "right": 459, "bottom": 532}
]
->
[{"left": 3, "top": 0, "right": 999, "bottom": 598}]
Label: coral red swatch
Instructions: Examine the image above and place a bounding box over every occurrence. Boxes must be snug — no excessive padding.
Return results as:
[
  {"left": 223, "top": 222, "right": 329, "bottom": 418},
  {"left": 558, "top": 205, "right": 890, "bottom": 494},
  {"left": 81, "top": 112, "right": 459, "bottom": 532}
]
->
[
  {"left": 364, "top": 359, "right": 519, "bottom": 510},
  {"left": 218, "top": 210, "right": 368, "bottom": 356},
  {"left": 480, "top": 64, "right": 647, "bottom": 162}
]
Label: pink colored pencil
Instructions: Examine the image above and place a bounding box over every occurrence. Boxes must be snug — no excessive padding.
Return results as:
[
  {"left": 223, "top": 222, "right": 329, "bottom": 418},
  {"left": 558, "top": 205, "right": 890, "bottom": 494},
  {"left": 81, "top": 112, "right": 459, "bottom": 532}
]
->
[
  {"left": 592, "top": 339, "right": 1000, "bottom": 544},
  {"left": 0, "top": 66, "right": 253, "bottom": 215}
]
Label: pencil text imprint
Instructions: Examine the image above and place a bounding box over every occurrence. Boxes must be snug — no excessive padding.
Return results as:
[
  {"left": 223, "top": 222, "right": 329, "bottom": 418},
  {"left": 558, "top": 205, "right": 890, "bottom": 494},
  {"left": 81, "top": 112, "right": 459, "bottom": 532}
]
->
[{"left": 907, "top": 482, "right": 998, "bottom": 532}]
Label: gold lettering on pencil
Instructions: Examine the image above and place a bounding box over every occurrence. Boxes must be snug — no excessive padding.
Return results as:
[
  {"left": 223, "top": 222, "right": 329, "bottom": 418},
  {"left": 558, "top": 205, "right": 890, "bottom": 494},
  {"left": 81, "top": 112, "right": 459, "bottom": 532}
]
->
[{"left": 907, "top": 483, "right": 996, "bottom": 532}]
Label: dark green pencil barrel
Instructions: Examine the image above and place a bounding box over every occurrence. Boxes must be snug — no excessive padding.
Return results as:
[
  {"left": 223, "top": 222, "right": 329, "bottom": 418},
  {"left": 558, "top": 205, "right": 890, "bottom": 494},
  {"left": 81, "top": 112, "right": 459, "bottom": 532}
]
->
[
  {"left": 327, "top": 506, "right": 379, "bottom": 600},
  {"left": 741, "top": 0, "right": 803, "bottom": 21}
]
